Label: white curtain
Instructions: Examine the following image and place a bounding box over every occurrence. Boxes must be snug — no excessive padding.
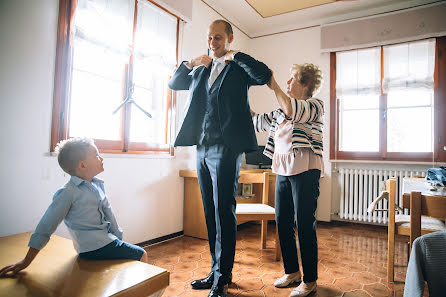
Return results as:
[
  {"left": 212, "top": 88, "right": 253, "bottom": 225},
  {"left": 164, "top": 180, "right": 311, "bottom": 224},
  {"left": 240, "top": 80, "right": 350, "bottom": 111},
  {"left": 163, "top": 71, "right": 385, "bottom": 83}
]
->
[
  {"left": 383, "top": 39, "right": 435, "bottom": 93},
  {"left": 134, "top": 0, "right": 178, "bottom": 74},
  {"left": 336, "top": 47, "right": 381, "bottom": 97},
  {"left": 73, "top": 0, "right": 135, "bottom": 55}
]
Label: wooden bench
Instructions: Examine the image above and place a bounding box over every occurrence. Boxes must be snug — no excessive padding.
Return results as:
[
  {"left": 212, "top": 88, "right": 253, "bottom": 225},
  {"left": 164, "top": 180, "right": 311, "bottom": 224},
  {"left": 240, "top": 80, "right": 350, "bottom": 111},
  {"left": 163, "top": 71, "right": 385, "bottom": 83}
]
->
[{"left": 0, "top": 232, "right": 169, "bottom": 297}]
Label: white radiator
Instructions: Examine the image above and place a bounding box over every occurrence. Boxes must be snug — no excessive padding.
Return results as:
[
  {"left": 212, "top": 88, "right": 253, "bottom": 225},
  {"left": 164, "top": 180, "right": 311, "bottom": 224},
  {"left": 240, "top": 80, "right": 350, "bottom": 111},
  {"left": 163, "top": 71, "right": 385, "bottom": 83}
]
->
[{"left": 338, "top": 168, "right": 426, "bottom": 224}]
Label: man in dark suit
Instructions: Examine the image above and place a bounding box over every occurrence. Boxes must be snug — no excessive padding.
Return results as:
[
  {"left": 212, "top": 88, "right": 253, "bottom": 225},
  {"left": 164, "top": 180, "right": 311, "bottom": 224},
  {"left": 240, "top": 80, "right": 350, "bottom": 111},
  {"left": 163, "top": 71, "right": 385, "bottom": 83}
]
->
[{"left": 168, "top": 19, "right": 271, "bottom": 297}]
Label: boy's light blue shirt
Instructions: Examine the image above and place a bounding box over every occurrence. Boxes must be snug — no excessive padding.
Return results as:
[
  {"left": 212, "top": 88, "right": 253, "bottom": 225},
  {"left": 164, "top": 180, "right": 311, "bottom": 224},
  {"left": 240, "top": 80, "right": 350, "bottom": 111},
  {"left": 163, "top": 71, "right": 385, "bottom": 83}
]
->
[{"left": 28, "top": 176, "right": 123, "bottom": 253}]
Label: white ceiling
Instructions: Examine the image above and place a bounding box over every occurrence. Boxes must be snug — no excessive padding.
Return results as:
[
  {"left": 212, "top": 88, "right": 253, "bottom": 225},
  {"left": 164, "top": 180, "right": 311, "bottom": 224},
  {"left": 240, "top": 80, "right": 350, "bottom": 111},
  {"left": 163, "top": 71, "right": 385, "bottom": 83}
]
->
[{"left": 202, "top": 0, "right": 443, "bottom": 38}]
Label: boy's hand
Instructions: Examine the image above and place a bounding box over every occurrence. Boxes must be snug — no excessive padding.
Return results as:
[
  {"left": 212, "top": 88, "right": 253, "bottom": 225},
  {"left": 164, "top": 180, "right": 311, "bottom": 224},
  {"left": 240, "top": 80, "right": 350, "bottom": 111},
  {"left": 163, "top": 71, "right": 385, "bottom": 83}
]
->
[{"left": 0, "top": 259, "right": 29, "bottom": 277}]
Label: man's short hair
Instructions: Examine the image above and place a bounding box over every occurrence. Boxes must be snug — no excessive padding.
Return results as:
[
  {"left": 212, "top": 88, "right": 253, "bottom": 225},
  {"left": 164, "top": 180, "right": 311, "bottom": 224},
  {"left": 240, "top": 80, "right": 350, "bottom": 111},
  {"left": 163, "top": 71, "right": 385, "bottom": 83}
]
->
[
  {"left": 55, "top": 137, "right": 95, "bottom": 176},
  {"left": 212, "top": 19, "right": 233, "bottom": 35}
]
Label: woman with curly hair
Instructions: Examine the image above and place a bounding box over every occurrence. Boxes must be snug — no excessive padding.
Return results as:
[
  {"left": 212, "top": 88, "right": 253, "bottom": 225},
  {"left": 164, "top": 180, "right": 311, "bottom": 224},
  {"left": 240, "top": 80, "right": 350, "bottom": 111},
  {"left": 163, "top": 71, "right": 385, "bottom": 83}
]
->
[{"left": 252, "top": 63, "right": 324, "bottom": 297}]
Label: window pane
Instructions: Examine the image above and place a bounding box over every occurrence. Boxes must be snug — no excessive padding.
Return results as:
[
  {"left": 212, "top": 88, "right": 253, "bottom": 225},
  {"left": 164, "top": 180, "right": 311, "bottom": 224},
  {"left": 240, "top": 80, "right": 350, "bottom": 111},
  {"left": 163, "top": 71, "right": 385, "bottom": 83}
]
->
[
  {"left": 340, "top": 109, "right": 379, "bottom": 152},
  {"left": 69, "top": 41, "right": 127, "bottom": 140},
  {"left": 129, "top": 1, "right": 177, "bottom": 145},
  {"left": 128, "top": 81, "right": 169, "bottom": 144},
  {"left": 69, "top": 70, "right": 122, "bottom": 140},
  {"left": 387, "top": 90, "right": 433, "bottom": 152},
  {"left": 341, "top": 94, "right": 379, "bottom": 110},
  {"left": 74, "top": 0, "right": 135, "bottom": 53},
  {"left": 387, "top": 89, "right": 432, "bottom": 108}
]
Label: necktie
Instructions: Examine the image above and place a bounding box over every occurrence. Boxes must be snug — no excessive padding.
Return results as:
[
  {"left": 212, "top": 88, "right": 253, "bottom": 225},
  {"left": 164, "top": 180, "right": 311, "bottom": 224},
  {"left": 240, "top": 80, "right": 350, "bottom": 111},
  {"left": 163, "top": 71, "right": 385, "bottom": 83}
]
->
[{"left": 208, "top": 61, "right": 220, "bottom": 87}]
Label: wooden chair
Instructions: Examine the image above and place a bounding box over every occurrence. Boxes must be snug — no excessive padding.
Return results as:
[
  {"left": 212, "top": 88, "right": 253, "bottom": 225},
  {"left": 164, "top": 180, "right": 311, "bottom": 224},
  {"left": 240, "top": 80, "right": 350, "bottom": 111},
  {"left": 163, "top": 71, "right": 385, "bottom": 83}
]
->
[
  {"left": 368, "top": 177, "right": 446, "bottom": 282},
  {"left": 385, "top": 178, "right": 446, "bottom": 282},
  {"left": 236, "top": 171, "right": 281, "bottom": 261},
  {"left": 407, "top": 191, "right": 446, "bottom": 249}
]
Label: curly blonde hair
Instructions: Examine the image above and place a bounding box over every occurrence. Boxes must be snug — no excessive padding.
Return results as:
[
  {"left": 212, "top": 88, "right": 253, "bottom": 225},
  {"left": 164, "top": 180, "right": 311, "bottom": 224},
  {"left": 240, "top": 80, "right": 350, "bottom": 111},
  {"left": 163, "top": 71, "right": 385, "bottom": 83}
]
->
[
  {"left": 291, "top": 63, "right": 323, "bottom": 97},
  {"left": 55, "top": 137, "right": 95, "bottom": 176}
]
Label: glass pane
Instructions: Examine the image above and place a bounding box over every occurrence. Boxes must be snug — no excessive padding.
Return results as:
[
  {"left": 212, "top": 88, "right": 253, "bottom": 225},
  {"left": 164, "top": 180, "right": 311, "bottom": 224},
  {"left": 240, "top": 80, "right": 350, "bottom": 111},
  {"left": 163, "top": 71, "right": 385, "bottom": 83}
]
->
[
  {"left": 341, "top": 94, "right": 379, "bottom": 110},
  {"left": 69, "top": 69, "right": 122, "bottom": 140},
  {"left": 72, "top": 39, "right": 128, "bottom": 81},
  {"left": 129, "top": 1, "right": 177, "bottom": 144},
  {"left": 129, "top": 81, "right": 169, "bottom": 144},
  {"left": 74, "top": 0, "right": 135, "bottom": 53},
  {"left": 339, "top": 110, "right": 379, "bottom": 152},
  {"left": 387, "top": 107, "right": 433, "bottom": 152},
  {"left": 387, "top": 89, "right": 433, "bottom": 108}
]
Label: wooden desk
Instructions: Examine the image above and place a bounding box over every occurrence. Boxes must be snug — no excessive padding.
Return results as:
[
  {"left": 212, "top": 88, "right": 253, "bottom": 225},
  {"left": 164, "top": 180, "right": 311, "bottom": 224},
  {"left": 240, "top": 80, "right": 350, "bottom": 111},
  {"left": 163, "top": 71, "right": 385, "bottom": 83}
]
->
[
  {"left": 180, "top": 169, "right": 276, "bottom": 240},
  {"left": 401, "top": 177, "right": 446, "bottom": 208},
  {"left": 0, "top": 233, "right": 169, "bottom": 297}
]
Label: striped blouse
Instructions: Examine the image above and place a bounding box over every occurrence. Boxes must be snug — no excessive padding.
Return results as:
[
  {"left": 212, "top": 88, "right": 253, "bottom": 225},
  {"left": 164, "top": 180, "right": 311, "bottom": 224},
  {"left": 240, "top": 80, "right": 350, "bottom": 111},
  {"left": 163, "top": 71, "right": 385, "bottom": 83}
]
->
[{"left": 252, "top": 97, "right": 324, "bottom": 159}]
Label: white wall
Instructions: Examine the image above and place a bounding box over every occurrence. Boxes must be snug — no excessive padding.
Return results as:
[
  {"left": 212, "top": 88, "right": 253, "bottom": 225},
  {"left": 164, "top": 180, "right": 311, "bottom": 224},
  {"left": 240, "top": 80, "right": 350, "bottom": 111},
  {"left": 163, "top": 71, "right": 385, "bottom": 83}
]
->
[
  {"left": 247, "top": 27, "right": 332, "bottom": 221},
  {"left": 0, "top": 0, "right": 249, "bottom": 244}
]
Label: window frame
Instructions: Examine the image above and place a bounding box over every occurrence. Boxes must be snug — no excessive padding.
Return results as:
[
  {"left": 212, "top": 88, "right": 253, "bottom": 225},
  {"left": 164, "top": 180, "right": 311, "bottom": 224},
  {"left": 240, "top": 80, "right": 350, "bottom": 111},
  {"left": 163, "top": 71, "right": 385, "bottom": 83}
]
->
[
  {"left": 51, "top": 0, "right": 180, "bottom": 155},
  {"left": 330, "top": 37, "right": 446, "bottom": 163}
]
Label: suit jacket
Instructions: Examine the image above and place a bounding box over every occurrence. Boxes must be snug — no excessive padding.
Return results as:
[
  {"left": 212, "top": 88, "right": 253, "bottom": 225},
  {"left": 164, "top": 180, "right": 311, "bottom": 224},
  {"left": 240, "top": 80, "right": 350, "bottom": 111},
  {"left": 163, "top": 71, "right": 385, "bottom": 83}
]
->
[{"left": 168, "top": 52, "right": 272, "bottom": 153}]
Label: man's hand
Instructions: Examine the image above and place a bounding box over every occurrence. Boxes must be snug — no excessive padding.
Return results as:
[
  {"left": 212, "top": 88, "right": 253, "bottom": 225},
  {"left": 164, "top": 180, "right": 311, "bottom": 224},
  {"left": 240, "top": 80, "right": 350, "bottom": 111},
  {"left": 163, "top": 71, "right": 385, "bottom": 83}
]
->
[
  {"left": 223, "top": 50, "right": 237, "bottom": 64},
  {"left": 0, "top": 259, "right": 30, "bottom": 277},
  {"left": 267, "top": 73, "right": 277, "bottom": 90},
  {"left": 187, "top": 55, "right": 212, "bottom": 68}
]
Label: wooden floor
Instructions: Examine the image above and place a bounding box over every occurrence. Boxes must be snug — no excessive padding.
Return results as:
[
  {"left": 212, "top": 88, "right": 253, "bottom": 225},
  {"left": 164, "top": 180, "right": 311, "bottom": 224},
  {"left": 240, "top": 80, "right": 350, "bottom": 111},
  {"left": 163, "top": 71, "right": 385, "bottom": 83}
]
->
[{"left": 145, "top": 221, "right": 424, "bottom": 297}]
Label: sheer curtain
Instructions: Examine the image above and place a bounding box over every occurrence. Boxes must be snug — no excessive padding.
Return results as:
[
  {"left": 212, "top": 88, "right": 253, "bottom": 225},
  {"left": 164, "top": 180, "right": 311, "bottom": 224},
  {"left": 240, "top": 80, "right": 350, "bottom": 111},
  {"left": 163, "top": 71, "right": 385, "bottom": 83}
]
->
[
  {"left": 383, "top": 39, "right": 435, "bottom": 153},
  {"left": 130, "top": 0, "right": 178, "bottom": 144},
  {"left": 336, "top": 48, "right": 381, "bottom": 152}
]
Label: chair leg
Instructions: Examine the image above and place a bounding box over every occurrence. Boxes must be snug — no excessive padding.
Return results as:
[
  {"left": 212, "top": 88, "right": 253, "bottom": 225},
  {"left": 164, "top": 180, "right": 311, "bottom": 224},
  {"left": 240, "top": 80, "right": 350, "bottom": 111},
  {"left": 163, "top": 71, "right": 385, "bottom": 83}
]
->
[
  {"left": 261, "top": 220, "right": 267, "bottom": 249},
  {"left": 387, "top": 229, "right": 395, "bottom": 282}
]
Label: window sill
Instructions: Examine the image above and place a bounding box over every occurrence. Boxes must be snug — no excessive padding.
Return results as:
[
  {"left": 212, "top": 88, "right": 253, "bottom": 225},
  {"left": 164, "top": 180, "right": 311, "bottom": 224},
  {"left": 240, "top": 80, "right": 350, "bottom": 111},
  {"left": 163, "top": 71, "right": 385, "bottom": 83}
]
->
[
  {"left": 329, "top": 159, "right": 445, "bottom": 166},
  {"left": 47, "top": 151, "right": 176, "bottom": 159}
]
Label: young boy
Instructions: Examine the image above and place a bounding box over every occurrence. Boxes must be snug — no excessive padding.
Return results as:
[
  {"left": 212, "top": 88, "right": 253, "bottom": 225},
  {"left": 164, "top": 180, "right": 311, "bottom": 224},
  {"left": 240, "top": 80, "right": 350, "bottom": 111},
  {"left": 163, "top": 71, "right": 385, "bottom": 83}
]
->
[{"left": 0, "top": 138, "right": 147, "bottom": 277}]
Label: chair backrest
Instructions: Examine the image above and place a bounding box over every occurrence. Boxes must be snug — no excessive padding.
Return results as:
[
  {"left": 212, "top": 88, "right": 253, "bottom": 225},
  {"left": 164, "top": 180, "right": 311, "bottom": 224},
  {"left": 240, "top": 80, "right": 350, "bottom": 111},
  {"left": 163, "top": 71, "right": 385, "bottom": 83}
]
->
[
  {"left": 386, "top": 177, "right": 397, "bottom": 225},
  {"left": 409, "top": 191, "right": 446, "bottom": 248}
]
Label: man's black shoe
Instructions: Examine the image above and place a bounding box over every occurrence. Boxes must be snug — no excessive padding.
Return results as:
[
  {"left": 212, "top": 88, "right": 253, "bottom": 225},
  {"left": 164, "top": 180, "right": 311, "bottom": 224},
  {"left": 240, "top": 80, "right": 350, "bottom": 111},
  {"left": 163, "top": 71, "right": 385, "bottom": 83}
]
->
[
  {"left": 208, "top": 284, "right": 228, "bottom": 297},
  {"left": 191, "top": 271, "right": 214, "bottom": 289},
  {"left": 191, "top": 272, "right": 233, "bottom": 289}
]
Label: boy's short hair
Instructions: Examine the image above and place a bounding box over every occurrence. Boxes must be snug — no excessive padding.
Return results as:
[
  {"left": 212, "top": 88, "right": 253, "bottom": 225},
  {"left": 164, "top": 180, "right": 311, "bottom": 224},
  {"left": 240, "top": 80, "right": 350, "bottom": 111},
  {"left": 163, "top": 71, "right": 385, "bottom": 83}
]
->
[{"left": 55, "top": 138, "right": 95, "bottom": 176}]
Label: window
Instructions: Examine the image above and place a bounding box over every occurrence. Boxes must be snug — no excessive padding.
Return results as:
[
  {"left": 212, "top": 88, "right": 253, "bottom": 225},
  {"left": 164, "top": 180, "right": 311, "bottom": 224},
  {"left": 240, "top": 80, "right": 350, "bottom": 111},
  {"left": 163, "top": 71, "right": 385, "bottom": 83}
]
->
[
  {"left": 330, "top": 37, "right": 446, "bottom": 162},
  {"left": 51, "top": 0, "right": 180, "bottom": 154}
]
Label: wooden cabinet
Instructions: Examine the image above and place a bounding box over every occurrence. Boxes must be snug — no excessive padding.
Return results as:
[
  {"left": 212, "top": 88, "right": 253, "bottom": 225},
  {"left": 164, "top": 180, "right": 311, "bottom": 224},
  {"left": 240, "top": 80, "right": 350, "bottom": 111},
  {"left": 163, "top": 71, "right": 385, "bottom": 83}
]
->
[{"left": 180, "top": 169, "right": 276, "bottom": 239}]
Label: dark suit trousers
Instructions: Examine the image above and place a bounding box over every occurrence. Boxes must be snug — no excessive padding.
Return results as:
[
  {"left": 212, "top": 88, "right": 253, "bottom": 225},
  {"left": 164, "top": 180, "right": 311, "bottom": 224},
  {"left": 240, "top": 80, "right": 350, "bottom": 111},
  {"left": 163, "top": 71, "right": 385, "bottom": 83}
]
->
[
  {"left": 196, "top": 144, "right": 242, "bottom": 287},
  {"left": 275, "top": 169, "right": 321, "bottom": 283}
]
